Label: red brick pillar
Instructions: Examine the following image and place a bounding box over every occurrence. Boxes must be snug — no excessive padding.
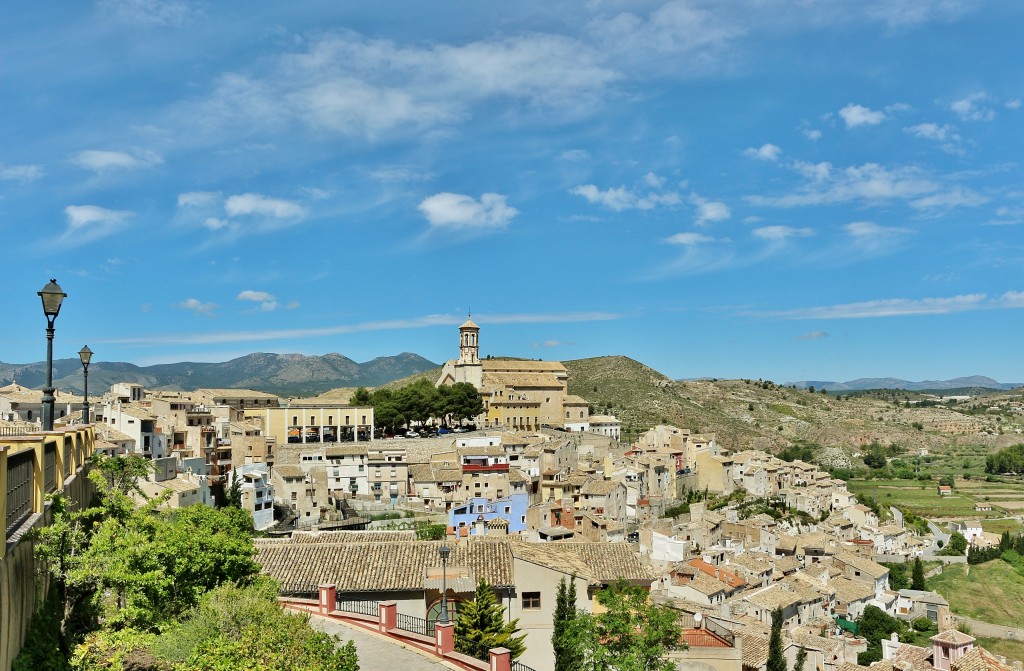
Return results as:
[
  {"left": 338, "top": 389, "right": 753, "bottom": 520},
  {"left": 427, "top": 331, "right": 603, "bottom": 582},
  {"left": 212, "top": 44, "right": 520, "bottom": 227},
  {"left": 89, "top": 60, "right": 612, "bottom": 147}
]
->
[
  {"left": 434, "top": 621, "right": 455, "bottom": 657},
  {"left": 378, "top": 601, "right": 397, "bottom": 632},
  {"left": 318, "top": 584, "right": 336, "bottom": 615},
  {"left": 489, "top": 647, "right": 511, "bottom": 671}
]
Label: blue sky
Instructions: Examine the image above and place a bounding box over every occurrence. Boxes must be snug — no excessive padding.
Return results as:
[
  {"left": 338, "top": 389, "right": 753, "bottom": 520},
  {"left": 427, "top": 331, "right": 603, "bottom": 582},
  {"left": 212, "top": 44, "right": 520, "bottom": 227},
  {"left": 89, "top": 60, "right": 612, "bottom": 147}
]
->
[{"left": 2, "top": 1, "right": 1023, "bottom": 383}]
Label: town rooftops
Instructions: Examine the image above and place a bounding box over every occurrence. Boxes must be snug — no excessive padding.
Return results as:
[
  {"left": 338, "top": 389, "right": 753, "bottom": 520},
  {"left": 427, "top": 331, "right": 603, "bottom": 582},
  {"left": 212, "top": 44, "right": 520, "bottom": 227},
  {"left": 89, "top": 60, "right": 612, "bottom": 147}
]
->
[
  {"left": 198, "top": 388, "right": 281, "bottom": 400},
  {"left": 290, "top": 530, "right": 417, "bottom": 543},
  {"left": 509, "top": 541, "right": 656, "bottom": 585},
  {"left": 931, "top": 630, "right": 977, "bottom": 645},
  {"left": 481, "top": 360, "right": 566, "bottom": 372},
  {"left": 274, "top": 465, "right": 306, "bottom": 480},
  {"left": 835, "top": 550, "right": 890, "bottom": 579},
  {"left": 953, "top": 647, "right": 1015, "bottom": 671}
]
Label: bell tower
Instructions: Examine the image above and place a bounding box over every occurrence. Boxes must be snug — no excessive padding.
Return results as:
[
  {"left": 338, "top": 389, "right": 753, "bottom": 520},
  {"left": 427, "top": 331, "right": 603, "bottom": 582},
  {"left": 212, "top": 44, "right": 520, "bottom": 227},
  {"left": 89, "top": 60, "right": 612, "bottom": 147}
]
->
[{"left": 458, "top": 317, "right": 480, "bottom": 366}]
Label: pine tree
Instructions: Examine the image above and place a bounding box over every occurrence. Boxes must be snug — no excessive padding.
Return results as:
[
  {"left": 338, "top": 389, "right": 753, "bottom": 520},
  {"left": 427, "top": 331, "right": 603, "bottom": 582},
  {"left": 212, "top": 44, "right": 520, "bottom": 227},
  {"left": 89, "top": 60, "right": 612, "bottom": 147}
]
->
[
  {"left": 455, "top": 579, "right": 527, "bottom": 661},
  {"left": 911, "top": 557, "right": 926, "bottom": 591},
  {"left": 793, "top": 646, "right": 807, "bottom": 671},
  {"left": 553, "top": 576, "right": 581, "bottom": 671},
  {"left": 767, "top": 607, "right": 787, "bottom": 671}
]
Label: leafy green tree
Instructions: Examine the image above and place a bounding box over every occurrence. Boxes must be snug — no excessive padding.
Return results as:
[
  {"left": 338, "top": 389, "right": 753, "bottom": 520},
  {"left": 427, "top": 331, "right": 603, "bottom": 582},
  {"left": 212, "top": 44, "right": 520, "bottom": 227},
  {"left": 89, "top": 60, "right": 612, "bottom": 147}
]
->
[
  {"left": 92, "top": 452, "right": 152, "bottom": 497},
  {"left": 939, "top": 532, "right": 968, "bottom": 557},
  {"left": 857, "top": 606, "right": 902, "bottom": 665},
  {"left": 350, "top": 386, "right": 373, "bottom": 406},
  {"left": 455, "top": 579, "right": 526, "bottom": 661},
  {"left": 441, "top": 382, "right": 484, "bottom": 425},
  {"left": 911, "top": 557, "right": 926, "bottom": 591},
  {"left": 553, "top": 576, "right": 581, "bottom": 671},
  {"left": 793, "top": 646, "right": 807, "bottom": 671},
  {"left": 767, "top": 607, "right": 787, "bottom": 671},
  {"left": 565, "top": 580, "right": 683, "bottom": 671},
  {"left": 938, "top": 475, "right": 955, "bottom": 488},
  {"left": 225, "top": 470, "right": 243, "bottom": 508}
]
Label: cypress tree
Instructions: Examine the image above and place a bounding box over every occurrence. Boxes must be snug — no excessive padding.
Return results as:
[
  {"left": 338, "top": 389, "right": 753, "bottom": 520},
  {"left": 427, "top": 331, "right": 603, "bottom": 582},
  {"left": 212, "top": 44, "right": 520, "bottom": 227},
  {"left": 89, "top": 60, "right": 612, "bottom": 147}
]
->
[
  {"left": 455, "top": 579, "right": 526, "bottom": 661},
  {"left": 553, "top": 576, "right": 581, "bottom": 671},
  {"left": 767, "top": 607, "right": 787, "bottom": 671},
  {"left": 793, "top": 645, "right": 807, "bottom": 671},
  {"left": 911, "top": 557, "right": 926, "bottom": 591}
]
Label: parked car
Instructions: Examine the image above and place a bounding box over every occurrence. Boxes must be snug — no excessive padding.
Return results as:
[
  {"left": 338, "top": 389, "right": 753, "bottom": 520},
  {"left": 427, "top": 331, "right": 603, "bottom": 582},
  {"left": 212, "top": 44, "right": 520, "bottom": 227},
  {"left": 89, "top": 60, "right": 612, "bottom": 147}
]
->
[
  {"left": 437, "top": 428, "right": 451, "bottom": 435},
  {"left": 452, "top": 427, "right": 469, "bottom": 433},
  {"left": 405, "top": 430, "right": 420, "bottom": 439}
]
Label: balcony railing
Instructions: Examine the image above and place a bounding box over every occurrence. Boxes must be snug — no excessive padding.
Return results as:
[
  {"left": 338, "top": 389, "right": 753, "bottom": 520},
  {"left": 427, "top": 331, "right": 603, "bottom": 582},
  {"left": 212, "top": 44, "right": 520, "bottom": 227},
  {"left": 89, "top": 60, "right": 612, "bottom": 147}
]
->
[{"left": 6, "top": 450, "right": 34, "bottom": 535}]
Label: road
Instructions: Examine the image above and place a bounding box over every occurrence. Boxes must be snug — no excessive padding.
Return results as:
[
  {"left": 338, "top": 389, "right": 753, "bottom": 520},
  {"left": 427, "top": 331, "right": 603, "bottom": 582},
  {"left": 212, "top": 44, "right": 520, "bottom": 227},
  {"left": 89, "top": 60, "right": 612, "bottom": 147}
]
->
[{"left": 923, "top": 520, "right": 950, "bottom": 559}]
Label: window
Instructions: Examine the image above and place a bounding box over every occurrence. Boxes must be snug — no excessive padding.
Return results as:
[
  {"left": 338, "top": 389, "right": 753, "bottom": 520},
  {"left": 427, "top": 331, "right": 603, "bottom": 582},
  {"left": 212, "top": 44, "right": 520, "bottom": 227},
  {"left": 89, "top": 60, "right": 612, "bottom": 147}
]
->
[
  {"left": 293, "top": 416, "right": 298, "bottom": 425},
  {"left": 522, "top": 592, "right": 541, "bottom": 609},
  {"left": 328, "top": 416, "right": 333, "bottom": 424}
]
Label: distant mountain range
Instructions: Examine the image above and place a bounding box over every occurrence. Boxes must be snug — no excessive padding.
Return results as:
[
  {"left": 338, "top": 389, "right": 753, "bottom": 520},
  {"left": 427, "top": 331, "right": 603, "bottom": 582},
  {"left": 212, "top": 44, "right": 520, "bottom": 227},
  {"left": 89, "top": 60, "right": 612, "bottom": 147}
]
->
[
  {"left": 787, "top": 376, "right": 1023, "bottom": 392},
  {"left": 0, "top": 352, "right": 439, "bottom": 397}
]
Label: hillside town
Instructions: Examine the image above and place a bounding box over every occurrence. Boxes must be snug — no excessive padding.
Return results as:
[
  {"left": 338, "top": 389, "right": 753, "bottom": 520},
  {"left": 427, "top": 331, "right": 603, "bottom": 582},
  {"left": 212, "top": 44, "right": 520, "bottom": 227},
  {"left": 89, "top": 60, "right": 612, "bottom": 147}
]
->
[{"left": 5, "top": 321, "right": 1019, "bottom": 671}]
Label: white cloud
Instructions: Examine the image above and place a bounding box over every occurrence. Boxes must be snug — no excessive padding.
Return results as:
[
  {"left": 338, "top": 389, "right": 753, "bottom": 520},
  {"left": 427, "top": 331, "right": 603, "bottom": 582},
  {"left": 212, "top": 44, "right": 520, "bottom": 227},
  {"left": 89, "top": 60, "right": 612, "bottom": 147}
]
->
[
  {"left": 951, "top": 92, "right": 996, "bottom": 121},
  {"left": 665, "top": 232, "right": 715, "bottom": 246},
  {"left": 644, "top": 172, "right": 667, "bottom": 188},
  {"left": 797, "top": 331, "right": 830, "bottom": 340},
  {"left": 743, "top": 144, "right": 781, "bottom": 161},
  {"left": 839, "top": 103, "right": 886, "bottom": 128},
  {"left": 103, "top": 311, "right": 623, "bottom": 346},
  {"left": 237, "top": 290, "right": 278, "bottom": 312},
  {"left": 177, "top": 191, "right": 221, "bottom": 208},
  {"left": 803, "top": 129, "right": 822, "bottom": 141},
  {"left": 1006, "top": 99, "right": 1022, "bottom": 110},
  {"left": 533, "top": 339, "right": 573, "bottom": 348},
  {"left": 867, "top": 0, "right": 976, "bottom": 28},
  {"left": 203, "top": 217, "right": 230, "bottom": 231},
  {"left": 748, "top": 162, "right": 981, "bottom": 211},
  {"left": 0, "top": 163, "right": 43, "bottom": 181},
  {"left": 752, "top": 226, "right": 814, "bottom": 240},
  {"left": 300, "top": 187, "right": 333, "bottom": 200},
  {"left": 369, "top": 166, "right": 435, "bottom": 183},
  {"left": 690, "top": 193, "right": 730, "bottom": 225},
  {"left": 754, "top": 293, "right": 1005, "bottom": 320},
  {"left": 224, "top": 193, "right": 307, "bottom": 219},
  {"left": 177, "top": 298, "right": 217, "bottom": 317},
  {"left": 842, "top": 221, "right": 913, "bottom": 254},
  {"left": 61, "top": 205, "right": 133, "bottom": 243},
  {"left": 99, "top": 0, "right": 198, "bottom": 26},
  {"left": 72, "top": 149, "right": 163, "bottom": 173},
  {"left": 570, "top": 182, "right": 681, "bottom": 212},
  {"left": 844, "top": 221, "right": 911, "bottom": 238},
  {"left": 418, "top": 192, "right": 518, "bottom": 231},
  {"left": 560, "top": 149, "right": 591, "bottom": 162}
]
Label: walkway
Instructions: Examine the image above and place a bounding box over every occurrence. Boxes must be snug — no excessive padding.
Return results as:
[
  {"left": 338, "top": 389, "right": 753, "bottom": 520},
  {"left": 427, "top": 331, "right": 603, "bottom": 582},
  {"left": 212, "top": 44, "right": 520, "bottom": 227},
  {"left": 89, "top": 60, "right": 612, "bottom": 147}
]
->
[
  {"left": 954, "top": 615, "right": 1024, "bottom": 642},
  {"left": 305, "top": 611, "right": 459, "bottom": 671}
]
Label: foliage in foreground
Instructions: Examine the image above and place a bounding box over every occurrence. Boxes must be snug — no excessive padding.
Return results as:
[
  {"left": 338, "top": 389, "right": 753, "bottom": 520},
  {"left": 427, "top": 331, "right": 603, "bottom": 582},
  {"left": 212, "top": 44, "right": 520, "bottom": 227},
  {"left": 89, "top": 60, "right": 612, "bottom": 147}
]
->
[
  {"left": 71, "top": 580, "right": 359, "bottom": 671},
  {"left": 563, "top": 580, "right": 684, "bottom": 671}
]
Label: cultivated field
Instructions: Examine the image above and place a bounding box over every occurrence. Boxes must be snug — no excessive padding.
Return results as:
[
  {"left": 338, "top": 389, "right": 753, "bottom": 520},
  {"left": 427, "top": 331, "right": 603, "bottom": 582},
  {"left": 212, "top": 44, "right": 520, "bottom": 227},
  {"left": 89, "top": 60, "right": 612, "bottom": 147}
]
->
[
  {"left": 846, "top": 477, "right": 1024, "bottom": 520},
  {"left": 928, "top": 562, "right": 1024, "bottom": 628}
]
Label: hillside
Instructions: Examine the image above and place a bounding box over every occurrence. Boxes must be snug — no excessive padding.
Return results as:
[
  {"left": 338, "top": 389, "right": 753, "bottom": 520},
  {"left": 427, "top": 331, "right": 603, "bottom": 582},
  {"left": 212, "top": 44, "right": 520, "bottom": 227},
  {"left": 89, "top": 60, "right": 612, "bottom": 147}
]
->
[{"left": 566, "top": 356, "right": 1024, "bottom": 454}]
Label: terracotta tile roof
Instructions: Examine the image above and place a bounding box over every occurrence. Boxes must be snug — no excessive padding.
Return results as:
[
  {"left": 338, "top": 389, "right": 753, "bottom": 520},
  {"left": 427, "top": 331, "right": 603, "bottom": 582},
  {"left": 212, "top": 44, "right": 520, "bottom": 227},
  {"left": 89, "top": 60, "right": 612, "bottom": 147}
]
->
[
  {"left": 686, "top": 573, "right": 731, "bottom": 596},
  {"left": 742, "top": 633, "right": 771, "bottom": 667},
  {"left": 290, "top": 530, "right": 416, "bottom": 543},
  {"left": 953, "top": 647, "right": 1015, "bottom": 671},
  {"left": 689, "top": 558, "right": 746, "bottom": 588},
  {"left": 255, "top": 539, "right": 514, "bottom": 592},
  {"left": 580, "top": 477, "right": 622, "bottom": 496},
  {"left": 197, "top": 388, "right": 281, "bottom": 400},
  {"left": 932, "top": 630, "right": 977, "bottom": 645},
  {"left": 834, "top": 550, "right": 890, "bottom": 579},
  {"left": 481, "top": 360, "right": 567, "bottom": 373},
  {"left": 274, "top": 465, "right": 306, "bottom": 479},
  {"left": 510, "top": 542, "right": 656, "bottom": 584},
  {"left": 325, "top": 445, "right": 368, "bottom": 458}
]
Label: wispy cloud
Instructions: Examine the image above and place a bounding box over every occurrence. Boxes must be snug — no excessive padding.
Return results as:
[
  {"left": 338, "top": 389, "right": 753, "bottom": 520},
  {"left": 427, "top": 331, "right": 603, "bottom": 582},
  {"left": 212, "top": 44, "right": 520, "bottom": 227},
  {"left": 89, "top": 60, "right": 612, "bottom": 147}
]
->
[
  {"left": 71, "top": 149, "right": 163, "bottom": 173},
  {"left": 177, "top": 298, "right": 217, "bottom": 317},
  {"left": 803, "top": 129, "right": 822, "bottom": 141},
  {"left": 177, "top": 191, "right": 221, "bottom": 208},
  {"left": 867, "top": 0, "right": 976, "bottom": 28},
  {"left": 797, "top": 331, "right": 829, "bottom": 340},
  {"left": 102, "top": 311, "right": 622, "bottom": 347},
  {"left": 176, "top": 191, "right": 308, "bottom": 236},
  {"left": 533, "top": 339, "right": 573, "bottom": 348},
  {"left": 751, "top": 291, "right": 1024, "bottom": 320},
  {"left": 237, "top": 290, "right": 278, "bottom": 312},
  {"left": 843, "top": 221, "right": 913, "bottom": 253},
  {"left": 61, "top": 205, "right": 133, "bottom": 244},
  {"left": 418, "top": 192, "right": 518, "bottom": 231},
  {"left": 743, "top": 144, "right": 781, "bottom": 161},
  {"left": 951, "top": 92, "right": 996, "bottom": 121},
  {"left": 665, "top": 232, "right": 715, "bottom": 246},
  {"left": 0, "top": 163, "right": 43, "bottom": 181},
  {"left": 752, "top": 225, "right": 814, "bottom": 240},
  {"left": 904, "top": 122, "right": 965, "bottom": 155},
  {"left": 225, "top": 193, "right": 306, "bottom": 219},
  {"left": 99, "top": 0, "right": 199, "bottom": 26},
  {"left": 570, "top": 181, "right": 682, "bottom": 212},
  {"left": 747, "top": 162, "right": 984, "bottom": 212}
]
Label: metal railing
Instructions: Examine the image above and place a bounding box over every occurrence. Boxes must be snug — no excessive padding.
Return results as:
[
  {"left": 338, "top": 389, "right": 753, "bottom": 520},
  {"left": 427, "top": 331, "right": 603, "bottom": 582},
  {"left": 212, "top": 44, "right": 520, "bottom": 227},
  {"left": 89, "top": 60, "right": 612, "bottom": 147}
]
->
[
  {"left": 395, "top": 612, "right": 431, "bottom": 637},
  {"left": 511, "top": 660, "right": 538, "bottom": 671},
  {"left": 336, "top": 599, "right": 380, "bottom": 618},
  {"left": 63, "top": 440, "right": 72, "bottom": 478},
  {"left": 44, "top": 444, "right": 57, "bottom": 493},
  {"left": 6, "top": 450, "right": 34, "bottom": 534}
]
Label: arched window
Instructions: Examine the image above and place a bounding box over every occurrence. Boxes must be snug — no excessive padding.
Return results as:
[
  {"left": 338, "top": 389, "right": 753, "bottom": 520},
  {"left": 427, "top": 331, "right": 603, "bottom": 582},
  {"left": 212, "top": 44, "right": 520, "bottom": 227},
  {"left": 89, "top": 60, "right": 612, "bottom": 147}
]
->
[
  {"left": 27, "top": 410, "right": 33, "bottom": 420},
  {"left": 580, "top": 411, "right": 584, "bottom": 418},
  {"left": 565, "top": 411, "right": 570, "bottom": 419}
]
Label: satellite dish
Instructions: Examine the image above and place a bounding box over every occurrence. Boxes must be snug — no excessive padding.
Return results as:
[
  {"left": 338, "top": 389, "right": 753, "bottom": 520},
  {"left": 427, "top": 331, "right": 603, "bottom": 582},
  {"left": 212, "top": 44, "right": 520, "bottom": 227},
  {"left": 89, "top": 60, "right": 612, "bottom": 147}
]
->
[{"left": 694, "top": 612, "right": 703, "bottom": 626}]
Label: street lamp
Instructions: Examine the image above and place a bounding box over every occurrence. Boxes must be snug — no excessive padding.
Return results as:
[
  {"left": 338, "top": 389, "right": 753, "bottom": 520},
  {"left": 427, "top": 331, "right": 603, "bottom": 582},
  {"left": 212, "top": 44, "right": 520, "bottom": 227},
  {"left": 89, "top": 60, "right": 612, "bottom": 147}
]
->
[
  {"left": 78, "top": 346, "right": 93, "bottom": 424},
  {"left": 38, "top": 279, "right": 67, "bottom": 431},
  {"left": 438, "top": 543, "right": 451, "bottom": 623}
]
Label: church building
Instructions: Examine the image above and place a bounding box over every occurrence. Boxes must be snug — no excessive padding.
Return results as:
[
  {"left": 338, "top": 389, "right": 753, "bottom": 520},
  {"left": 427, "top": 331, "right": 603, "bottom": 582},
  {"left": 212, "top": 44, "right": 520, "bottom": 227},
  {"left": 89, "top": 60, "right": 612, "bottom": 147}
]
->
[{"left": 436, "top": 319, "right": 590, "bottom": 432}]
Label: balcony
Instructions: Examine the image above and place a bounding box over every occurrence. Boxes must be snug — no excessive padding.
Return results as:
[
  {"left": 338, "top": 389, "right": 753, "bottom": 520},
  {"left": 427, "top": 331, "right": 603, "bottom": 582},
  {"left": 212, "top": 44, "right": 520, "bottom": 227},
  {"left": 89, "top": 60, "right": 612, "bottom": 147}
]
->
[{"left": 461, "top": 463, "right": 509, "bottom": 473}]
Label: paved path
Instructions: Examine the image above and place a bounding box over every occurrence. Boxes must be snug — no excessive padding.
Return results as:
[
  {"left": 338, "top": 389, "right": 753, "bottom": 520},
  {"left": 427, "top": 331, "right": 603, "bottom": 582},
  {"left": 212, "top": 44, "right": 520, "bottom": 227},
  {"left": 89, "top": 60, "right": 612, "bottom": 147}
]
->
[
  {"left": 305, "top": 611, "right": 458, "bottom": 671},
  {"left": 954, "top": 614, "right": 1024, "bottom": 641}
]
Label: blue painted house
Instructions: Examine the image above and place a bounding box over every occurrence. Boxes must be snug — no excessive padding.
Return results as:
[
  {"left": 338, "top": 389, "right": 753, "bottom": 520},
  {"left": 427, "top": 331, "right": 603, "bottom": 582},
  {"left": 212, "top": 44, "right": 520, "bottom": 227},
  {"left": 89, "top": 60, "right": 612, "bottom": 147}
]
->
[{"left": 448, "top": 492, "right": 529, "bottom": 535}]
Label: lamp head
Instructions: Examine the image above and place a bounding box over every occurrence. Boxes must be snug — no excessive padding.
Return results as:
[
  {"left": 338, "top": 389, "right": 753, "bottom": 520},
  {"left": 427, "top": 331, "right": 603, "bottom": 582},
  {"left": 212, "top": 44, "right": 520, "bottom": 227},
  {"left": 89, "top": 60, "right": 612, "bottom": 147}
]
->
[
  {"left": 38, "top": 279, "right": 67, "bottom": 319},
  {"left": 439, "top": 544, "right": 451, "bottom": 561},
  {"left": 79, "top": 345, "right": 93, "bottom": 367}
]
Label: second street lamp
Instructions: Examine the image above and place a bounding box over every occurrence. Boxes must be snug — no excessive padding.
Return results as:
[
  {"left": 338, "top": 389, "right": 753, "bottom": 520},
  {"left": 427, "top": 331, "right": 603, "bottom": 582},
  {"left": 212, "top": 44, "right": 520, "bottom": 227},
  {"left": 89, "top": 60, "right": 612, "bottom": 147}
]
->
[
  {"left": 438, "top": 543, "right": 451, "bottom": 624},
  {"left": 79, "top": 345, "right": 93, "bottom": 424},
  {"left": 38, "top": 279, "right": 67, "bottom": 431}
]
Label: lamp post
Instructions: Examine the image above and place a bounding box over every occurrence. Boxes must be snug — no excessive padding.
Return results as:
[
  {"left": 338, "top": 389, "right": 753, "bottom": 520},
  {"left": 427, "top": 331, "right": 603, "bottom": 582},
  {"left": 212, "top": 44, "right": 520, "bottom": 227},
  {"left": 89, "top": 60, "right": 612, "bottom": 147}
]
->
[
  {"left": 439, "top": 543, "right": 451, "bottom": 623},
  {"left": 78, "top": 346, "right": 93, "bottom": 424},
  {"left": 38, "top": 279, "right": 67, "bottom": 431}
]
